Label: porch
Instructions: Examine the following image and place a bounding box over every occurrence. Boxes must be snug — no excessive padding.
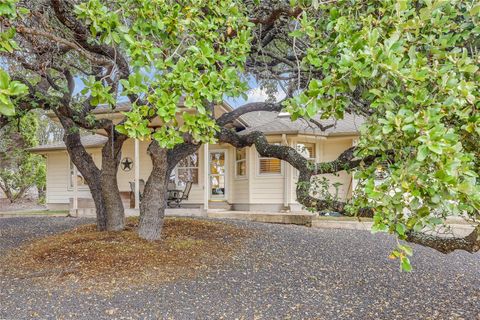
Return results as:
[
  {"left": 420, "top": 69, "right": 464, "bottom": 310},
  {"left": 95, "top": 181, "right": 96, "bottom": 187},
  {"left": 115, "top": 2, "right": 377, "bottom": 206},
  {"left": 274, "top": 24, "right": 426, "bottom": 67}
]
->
[{"left": 64, "top": 134, "right": 355, "bottom": 215}]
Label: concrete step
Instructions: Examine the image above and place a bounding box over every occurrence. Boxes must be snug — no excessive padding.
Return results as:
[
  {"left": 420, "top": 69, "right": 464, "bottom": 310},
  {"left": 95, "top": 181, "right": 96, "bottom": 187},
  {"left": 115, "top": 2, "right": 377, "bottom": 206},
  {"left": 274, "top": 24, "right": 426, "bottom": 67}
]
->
[
  {"left": 207, "top": 211, "right": 314, "bottom": 226},
  {"left": 208, "top": 201, "right": 232, "bottom": 210}
]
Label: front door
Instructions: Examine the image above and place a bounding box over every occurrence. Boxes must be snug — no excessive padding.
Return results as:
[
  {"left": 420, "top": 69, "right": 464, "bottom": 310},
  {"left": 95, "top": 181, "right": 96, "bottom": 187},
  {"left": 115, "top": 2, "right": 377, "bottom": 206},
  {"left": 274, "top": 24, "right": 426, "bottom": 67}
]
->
[{"left": 209, "top": 150, "right": 226, "bottom": 200}]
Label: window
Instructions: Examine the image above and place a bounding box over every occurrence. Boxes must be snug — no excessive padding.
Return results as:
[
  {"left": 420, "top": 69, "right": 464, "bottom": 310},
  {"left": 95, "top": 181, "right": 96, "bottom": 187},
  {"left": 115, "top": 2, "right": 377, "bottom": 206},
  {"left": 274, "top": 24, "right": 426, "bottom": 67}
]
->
[
  {"left": 259, "top": 158, "right": 282, "bottom": 174},
  {"left": 170, "top": 152, "right": 199, "bottom": 187},
  {"left": 235, "top": 148, "right": 247, "bottom": 177},
  {"left": 258, "top": 143, "right": 282, "bottom": 174},
  {"left": 69, "top": 157, "right": 90, "bottom": 190},
  {"left": 296, "top": 142, "right": 316, "bottom": 162}
]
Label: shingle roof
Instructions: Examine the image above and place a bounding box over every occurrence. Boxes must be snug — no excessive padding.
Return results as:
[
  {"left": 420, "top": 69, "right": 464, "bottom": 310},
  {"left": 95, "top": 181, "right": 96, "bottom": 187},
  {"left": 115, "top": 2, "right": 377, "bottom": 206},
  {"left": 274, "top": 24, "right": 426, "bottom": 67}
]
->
[
  {"left": 91, "top": 100, "right": 132, "bottom": 113},
  {"left": 29, "top": 135, "right": 108, "bottom": 153},
  {"left": 239, "top": 111, "right": 364, "bottom": 136}
]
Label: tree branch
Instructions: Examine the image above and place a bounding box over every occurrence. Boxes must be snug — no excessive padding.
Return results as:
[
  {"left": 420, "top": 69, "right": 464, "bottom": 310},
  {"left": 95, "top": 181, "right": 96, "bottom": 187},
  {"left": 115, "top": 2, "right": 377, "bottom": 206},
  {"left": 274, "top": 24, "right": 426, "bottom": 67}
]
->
[
  {"left": 250, "top": 6, "right": 303, "bottom": 26},
  {"left": 406, "top": 225, "right": 480, "bottom": 254},
  {"left": 15, "top": 25, "right": 111, "bottom": 66}
]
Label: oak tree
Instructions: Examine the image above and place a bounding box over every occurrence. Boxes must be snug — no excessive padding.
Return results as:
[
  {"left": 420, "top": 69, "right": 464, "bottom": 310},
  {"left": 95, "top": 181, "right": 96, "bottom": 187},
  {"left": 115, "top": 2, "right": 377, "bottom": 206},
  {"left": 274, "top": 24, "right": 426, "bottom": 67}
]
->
[{"left": 1, "top": 0, "right": 478, "bottom": 270}]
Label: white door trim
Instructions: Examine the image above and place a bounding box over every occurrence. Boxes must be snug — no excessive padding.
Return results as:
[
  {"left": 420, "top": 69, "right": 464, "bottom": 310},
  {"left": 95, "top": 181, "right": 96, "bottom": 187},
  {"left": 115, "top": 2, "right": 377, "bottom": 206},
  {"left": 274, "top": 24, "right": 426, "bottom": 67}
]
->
[{"left": 208, "top": 149, "right": 228, "bottom": 200}]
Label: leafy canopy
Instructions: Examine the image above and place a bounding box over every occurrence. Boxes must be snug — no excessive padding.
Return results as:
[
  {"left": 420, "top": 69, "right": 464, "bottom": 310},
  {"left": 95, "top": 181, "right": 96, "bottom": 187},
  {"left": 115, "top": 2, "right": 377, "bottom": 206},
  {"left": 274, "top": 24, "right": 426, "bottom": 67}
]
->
[
  {"left": 74, "top": 0, "right": 253, "bottom": 147},
  {"left": 0, "top": 112, "right": 45, "bottom": 203},
  {"left": 0, "top": 69, "right": 28, "bottom": 116},
  {"left": 287, "top": 0, "right": 479, "bottom": 270}
]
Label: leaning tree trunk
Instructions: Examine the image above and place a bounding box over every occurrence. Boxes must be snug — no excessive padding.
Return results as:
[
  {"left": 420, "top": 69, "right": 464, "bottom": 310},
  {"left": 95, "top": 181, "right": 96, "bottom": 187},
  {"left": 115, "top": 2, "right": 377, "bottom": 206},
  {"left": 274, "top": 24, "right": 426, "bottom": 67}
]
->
[
  {"left": 58, "top": 109, "right": 128, "bottom": 231},
  {"left": 62, "top": 127, "right": 107, "bottom": 230},
  {"left": 138, "top": 141, "right": 169, "bottom": 240}
]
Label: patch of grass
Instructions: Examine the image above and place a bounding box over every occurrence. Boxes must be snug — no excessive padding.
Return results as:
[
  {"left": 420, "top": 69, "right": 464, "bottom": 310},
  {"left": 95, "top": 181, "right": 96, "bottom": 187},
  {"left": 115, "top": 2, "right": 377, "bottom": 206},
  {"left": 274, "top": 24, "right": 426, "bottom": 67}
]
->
[{"left": 1, "top": 217, "right": 252, "bottom": 293}]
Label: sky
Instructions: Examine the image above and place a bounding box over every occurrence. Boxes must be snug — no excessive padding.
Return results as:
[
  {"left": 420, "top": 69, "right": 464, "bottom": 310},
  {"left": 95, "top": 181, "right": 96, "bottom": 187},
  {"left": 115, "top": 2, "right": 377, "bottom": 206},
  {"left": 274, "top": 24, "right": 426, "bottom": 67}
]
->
[{"left": 226, "top": 86, "right": 286, "bottom": 107}]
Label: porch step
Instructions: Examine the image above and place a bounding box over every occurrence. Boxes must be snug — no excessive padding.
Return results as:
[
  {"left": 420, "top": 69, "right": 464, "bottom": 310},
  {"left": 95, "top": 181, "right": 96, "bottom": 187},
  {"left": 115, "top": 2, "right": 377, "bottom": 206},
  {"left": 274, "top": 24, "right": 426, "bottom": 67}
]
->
[
  {"left": 208, "top": 201, "right": 232, "bottom": 210},
  {"left": 207, "top": 211, "right": 314, "bottom": 226}
]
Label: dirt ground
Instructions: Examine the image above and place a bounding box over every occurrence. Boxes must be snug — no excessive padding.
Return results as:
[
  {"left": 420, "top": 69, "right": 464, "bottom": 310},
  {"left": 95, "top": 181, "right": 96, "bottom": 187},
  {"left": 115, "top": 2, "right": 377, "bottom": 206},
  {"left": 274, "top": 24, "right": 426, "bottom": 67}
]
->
[{"left": 1, "top": 216, "right": 478, "bottom": 319}]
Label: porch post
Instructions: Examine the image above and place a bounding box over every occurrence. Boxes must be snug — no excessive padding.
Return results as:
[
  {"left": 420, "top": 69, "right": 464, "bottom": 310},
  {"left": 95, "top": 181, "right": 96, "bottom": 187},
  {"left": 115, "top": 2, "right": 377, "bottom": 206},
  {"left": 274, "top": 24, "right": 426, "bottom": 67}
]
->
[
  {"left": 203, "top": 143, "right": 209, "bottom": 212},
  {"left": 282, "top": 134, "right": 290, "bottom": 210},
  {"left": 134, "top": 138, "right": 140, "bottom": 210},
  {"left": 349, "top": 138, "right": 359, "bottom": 197},
  {"left": 72, "top": 165, "right": 78, "bottom": 217}
]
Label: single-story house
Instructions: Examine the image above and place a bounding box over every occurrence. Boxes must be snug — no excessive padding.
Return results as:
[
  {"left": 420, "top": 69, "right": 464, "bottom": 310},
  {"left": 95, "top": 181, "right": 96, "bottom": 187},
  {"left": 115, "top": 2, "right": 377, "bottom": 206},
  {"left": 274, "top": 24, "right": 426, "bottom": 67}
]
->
[{"left": 29, "top": 102, "right": 363, "bottom": 215}]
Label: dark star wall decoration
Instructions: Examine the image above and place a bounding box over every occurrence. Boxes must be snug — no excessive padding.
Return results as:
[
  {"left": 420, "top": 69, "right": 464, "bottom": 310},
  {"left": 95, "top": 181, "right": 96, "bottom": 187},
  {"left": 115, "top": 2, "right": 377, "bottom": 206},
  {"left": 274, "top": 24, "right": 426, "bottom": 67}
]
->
[{"left": 121, "top": 157, "right": 133, "bottom": 172}]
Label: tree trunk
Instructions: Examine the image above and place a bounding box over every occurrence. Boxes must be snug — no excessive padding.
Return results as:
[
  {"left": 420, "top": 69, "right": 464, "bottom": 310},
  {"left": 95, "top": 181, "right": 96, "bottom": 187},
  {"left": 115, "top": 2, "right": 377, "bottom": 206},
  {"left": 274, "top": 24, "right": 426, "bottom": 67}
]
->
[
  {"left": 56, "top": 110, "right": 128, "bottom": 231},
  {"left": 12, "top": 186, "right": 30, "bottom": 203},
  {"left": 62, "top": 130, "right": 107, "bottom": 230},
  {"left": 89, "top": 180, "right": 107, "bottom": 230},
  {"left": 138, "top": 141, "right": 169, "bottom": 241},
  {"left": 139, "top": 141, "right": 201, "bottom": 241},
  {"left": 101, "top": 136, "right": 126, "bottom": 231},
  {"left": 37, "top": 184, "right": 46, "bottom": 202},
  {"left": 1, "top": 185, "right": 15, "bottom": 204}
]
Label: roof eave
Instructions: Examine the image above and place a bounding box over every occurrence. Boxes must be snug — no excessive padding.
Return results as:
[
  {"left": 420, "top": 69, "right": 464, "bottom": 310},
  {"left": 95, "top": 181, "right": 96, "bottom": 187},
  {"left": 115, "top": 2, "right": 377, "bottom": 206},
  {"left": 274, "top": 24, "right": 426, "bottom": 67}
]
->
[{"left": 28, "top": 144, "right": 105, "bottom": 153}]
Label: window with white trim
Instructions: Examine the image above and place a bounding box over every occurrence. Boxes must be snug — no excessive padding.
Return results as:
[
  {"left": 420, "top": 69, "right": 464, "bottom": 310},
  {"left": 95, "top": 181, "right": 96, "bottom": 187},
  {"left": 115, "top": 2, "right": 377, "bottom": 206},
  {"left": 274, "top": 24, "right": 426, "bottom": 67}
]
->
[
  {"left": 170, "top": 151, "right": 199, "bottom": 187},
  {"left": 235, "top": 148, "right": 247, "bottom": 177},
  {"left": 69, "top": 156, "right": 90, "bottom": 190},
  {"left": 258, "top": 143, "right": 282, "bottom": 175}
]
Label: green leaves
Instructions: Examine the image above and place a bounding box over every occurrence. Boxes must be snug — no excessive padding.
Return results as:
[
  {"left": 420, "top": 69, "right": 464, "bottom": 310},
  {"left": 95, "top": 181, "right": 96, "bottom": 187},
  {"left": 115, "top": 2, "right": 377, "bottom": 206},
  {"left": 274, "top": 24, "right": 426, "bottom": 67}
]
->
[
  {"left": 0, "top": 69, "right": 28, "bottom": 116},
  {"left": 0, "top": 112, "right": 45, "bottom": 203},
  {"left": 291, "top": 0, "right": 479, "bottom": 270},
  {"left": 0, "top": 27, "right": 18, "bottom": 53},
  {"left": 81, "top": 76, "right": 115, "bottom": 106},
  {"left": 389, "top": 244, "right": 413, "bottom": 272},
  {"left": 417, "top": 145, "right": 429, "bottom": 162},
  {"left": 0, "top": 0, "right": 19, "bottom": 19},
  {"left": 75, "top": 0, "right": 252, "bottom": 146}
]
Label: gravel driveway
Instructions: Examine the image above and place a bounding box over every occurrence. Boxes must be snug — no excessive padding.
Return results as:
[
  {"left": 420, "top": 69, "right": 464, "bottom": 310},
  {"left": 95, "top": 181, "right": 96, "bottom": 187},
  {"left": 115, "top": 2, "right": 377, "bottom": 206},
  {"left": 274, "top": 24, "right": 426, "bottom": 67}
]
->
[{"left": 0, "top": 216, "right": 478, "bottom": 319}]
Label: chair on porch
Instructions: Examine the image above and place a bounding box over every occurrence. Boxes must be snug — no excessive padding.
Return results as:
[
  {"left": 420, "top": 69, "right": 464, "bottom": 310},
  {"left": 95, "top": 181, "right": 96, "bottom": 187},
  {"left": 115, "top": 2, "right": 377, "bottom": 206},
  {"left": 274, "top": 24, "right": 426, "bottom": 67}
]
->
[
  {"left": 129, "top": 179, "right": 145, "bottom": 208},
  {"left": 167, "top": 181, "right": 193, "bottom": 208}
]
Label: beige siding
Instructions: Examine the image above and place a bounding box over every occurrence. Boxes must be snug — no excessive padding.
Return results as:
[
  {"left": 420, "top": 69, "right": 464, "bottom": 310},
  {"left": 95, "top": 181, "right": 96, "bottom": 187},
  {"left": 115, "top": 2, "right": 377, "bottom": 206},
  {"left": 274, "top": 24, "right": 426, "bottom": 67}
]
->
[
  {"left": 231, "top": 147, "right": 250, "bottom": 204},
  {"left": 249, "top": 142, "right": 285, "bottom": 204},
  {"left": 320, "top": 139, "right": 353, "bottom": 201},
  {"left": 45, "top": 150, "right": 102, "bottom": 204}
]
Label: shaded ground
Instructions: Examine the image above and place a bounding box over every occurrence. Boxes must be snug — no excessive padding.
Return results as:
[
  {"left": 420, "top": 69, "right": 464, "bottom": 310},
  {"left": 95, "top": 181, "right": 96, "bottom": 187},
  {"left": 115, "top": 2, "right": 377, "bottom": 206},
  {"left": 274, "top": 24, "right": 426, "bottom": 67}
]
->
[
  {"left": 0, "top": 198, "right": 45, "bottom": 213},
  {"left": 0, "top": 217, "right": 479, "bottom": 319},
  {"left": 1, "top": 217, "right": 251, "bottom": 293}
]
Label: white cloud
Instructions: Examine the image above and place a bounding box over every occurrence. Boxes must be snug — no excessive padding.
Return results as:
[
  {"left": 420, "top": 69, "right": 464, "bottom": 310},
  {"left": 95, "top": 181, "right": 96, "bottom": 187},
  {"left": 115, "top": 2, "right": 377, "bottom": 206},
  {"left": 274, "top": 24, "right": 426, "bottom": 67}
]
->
[{"left": 245, "top": 87, "right": 286, "bottom": 103}]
